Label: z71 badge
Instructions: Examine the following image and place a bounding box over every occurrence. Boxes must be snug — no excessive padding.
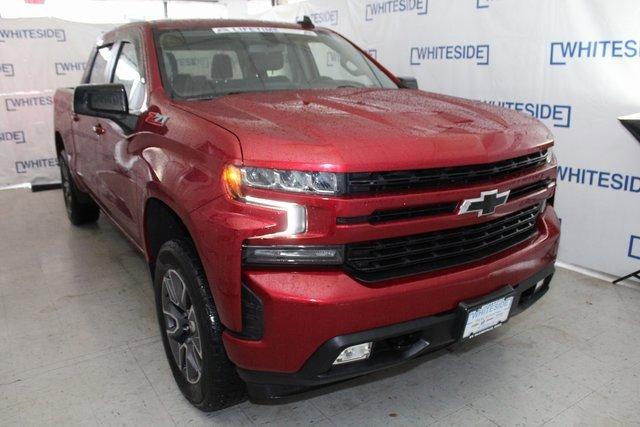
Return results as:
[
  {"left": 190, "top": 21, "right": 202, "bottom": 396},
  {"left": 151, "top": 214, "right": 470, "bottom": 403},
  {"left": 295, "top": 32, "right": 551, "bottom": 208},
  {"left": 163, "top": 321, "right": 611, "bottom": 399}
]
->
[{"left": 145, "top": 111, "right": 169, "bottom": 127}]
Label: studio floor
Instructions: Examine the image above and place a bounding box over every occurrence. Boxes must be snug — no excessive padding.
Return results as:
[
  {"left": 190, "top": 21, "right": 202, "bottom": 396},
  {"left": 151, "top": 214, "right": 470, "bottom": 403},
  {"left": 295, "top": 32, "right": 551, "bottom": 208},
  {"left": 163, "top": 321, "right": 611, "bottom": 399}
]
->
[{"left": 1, "top": 188, "right": 639, "bottom": 426}]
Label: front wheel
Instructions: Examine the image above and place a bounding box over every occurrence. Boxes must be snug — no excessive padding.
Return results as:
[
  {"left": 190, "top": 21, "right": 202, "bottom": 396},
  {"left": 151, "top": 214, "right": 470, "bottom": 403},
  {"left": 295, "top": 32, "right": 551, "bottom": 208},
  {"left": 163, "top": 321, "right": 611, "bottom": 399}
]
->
[
  {"left": 154, "top": 239, "right": 246, "bottom": 411},
  {"left": 58, "top": 150, "right": 100, "bottom": 225}
]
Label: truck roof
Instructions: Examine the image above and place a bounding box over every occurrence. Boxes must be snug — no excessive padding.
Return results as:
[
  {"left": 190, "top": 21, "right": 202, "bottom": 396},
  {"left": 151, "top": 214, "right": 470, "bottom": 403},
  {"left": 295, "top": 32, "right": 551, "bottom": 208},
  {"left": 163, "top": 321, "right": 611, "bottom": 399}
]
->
[{"left": 103, "top": 19, "right": 311, "bottom": 38}]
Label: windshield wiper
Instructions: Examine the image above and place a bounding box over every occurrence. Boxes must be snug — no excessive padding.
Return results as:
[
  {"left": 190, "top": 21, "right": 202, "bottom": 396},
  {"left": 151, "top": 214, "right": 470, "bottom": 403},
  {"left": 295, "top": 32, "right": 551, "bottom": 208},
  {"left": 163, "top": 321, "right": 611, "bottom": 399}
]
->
[
  {"left": 185, "top": 91, "right": 246, "bottom": 101},
  {"left": 219, "top": 91, "right": 246, "bottom": 96}
]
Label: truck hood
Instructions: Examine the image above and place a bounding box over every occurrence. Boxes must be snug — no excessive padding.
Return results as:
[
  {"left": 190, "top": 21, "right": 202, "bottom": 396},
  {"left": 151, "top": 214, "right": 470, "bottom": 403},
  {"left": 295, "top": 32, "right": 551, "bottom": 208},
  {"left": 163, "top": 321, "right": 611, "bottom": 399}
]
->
[{"left": 176, "top": 88, "right": 553, "bottom": 172}]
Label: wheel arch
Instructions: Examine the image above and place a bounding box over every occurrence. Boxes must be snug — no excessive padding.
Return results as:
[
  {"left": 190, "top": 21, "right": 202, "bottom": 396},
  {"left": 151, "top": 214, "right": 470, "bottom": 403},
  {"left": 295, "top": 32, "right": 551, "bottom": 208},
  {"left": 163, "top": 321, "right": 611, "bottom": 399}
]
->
[{"left": 143, "top": 196, "right": 196, "bottom": 277}]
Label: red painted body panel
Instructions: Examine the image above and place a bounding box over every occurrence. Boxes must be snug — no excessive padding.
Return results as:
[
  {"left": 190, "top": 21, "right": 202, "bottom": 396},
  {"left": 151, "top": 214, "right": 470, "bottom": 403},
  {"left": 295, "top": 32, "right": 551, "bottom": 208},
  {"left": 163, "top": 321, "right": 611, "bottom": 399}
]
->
[
  {"left": 177, "top": 89, "right": 552, "bottom": 172},
  {"left": 53, "top": 19, "right": 560, "bottom": 374}
]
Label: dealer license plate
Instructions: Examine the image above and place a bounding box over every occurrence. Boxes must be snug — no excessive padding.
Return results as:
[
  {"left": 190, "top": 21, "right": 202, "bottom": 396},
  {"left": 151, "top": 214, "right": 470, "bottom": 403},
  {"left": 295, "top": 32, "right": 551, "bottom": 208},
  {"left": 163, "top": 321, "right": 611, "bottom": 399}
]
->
[{"left": 462, "top": 295, "right": 514, "bottom": 340}]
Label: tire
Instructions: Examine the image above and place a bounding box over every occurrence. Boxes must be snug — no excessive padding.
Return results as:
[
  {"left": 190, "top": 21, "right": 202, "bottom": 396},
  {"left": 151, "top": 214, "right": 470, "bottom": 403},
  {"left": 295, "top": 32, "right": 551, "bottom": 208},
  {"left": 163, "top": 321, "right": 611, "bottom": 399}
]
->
[
  {"left": 153, "top": 239, "right": 246, "bottom": 411},
  {"left": 58, "top": 150, "right": 100, "bottom": 225}
]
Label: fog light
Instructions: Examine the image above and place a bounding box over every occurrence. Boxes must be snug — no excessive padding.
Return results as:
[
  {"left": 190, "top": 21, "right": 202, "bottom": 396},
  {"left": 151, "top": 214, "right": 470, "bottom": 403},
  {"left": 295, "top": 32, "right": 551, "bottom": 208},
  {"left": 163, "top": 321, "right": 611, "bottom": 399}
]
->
[
  {"left": 534, "top": 279, "right": 546, "bottom": 292},
  {"left": 333, "top": 342, "right": 372, "bottom": 365},
  {"left": 243, "top": 245, "right": 344, "bottom": 265}
]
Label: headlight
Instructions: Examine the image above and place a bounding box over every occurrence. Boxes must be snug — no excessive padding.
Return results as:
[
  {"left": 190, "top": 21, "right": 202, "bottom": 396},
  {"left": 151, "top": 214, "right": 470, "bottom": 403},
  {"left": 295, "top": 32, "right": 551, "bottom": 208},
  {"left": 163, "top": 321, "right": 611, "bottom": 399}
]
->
[
  {"left": 224, "top": 165, "right": 345, "bottom": 197},
  {"left": 223, "top": 165, "right": 309, "bottom": 237}
]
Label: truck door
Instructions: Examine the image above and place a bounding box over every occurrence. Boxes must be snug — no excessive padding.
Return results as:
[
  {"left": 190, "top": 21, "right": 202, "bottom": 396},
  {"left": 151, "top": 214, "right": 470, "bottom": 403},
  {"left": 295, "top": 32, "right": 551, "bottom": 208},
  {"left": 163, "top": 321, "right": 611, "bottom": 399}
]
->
[
  {"left": 94, "top": 40, "right": 146, "bottom": 243},
  {"left": 72, "top": 44, "right": 114, "bottom": 195}
]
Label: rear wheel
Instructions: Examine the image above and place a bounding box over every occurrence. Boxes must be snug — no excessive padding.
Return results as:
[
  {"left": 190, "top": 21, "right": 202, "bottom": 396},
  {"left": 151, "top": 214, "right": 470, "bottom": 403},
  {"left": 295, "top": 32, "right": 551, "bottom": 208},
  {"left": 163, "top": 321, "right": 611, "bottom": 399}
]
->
[
  {"left": 58, "top": 151, "right": 99, "bottom": 225},
  {"left": 154, "top": 239, "right": 246, "bottom": 411}
]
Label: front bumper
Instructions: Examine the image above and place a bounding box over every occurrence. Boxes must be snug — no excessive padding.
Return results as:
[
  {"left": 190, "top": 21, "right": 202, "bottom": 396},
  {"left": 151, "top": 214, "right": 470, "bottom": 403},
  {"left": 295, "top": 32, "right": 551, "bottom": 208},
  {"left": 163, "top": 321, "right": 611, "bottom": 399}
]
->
[
  {"left": 238, "top": 264, "right": 554, "bottom": 399},
  {"left": 221, "top": 206, "right": 559, "bottom": 392}
]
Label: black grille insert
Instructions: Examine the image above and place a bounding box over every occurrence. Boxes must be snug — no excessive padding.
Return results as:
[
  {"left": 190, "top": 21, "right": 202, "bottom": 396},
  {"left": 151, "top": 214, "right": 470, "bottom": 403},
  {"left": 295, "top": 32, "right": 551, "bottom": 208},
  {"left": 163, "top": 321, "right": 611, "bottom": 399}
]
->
[
  {"left": 345, "top": 204, "right": 541, "bottom": 282},
  {"left": 346, "top": 150, "right": 548, "bottom": 194},
  {"left": 337, "top": 179, "right": 551, "bottom": 225},
  {"left": 337, "top": 202, "right": 457, "bottom": 225},
  {"left": 240, "top": 284, "right": 263, "bottom": 340},
  {"left": 509, "top": 179, "right": 552, "bottom": 199}
]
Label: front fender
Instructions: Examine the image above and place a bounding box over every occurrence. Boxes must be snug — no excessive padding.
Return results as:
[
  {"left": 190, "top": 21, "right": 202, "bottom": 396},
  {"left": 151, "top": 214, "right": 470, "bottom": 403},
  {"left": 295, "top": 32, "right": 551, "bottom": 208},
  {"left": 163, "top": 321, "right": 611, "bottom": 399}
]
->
[{"left": 135, "top": 105, "right": 243, "bottom": 329}]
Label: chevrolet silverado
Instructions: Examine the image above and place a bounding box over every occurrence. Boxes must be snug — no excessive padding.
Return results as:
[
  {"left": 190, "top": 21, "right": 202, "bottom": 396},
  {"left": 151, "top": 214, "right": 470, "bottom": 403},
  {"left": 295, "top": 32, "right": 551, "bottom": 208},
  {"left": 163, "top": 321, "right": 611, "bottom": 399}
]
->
[{"left": 53, "top": 18, "right": 560, "bottom": 411}]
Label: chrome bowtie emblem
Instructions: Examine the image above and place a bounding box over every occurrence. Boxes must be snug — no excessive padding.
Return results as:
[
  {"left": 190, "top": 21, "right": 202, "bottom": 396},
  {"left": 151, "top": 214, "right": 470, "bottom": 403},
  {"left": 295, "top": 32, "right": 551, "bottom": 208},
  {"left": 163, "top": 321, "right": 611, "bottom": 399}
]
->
[{"left": 458, "top": 189, "right": 510, "bottom": 217}]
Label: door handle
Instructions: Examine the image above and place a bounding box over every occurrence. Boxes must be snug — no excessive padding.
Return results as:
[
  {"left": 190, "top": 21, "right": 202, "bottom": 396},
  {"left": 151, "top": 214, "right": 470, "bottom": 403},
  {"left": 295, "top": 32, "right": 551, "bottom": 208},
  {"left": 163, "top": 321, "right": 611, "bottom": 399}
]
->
[{"left": 92, "top": 123, "right": 105, "bottom": 136}]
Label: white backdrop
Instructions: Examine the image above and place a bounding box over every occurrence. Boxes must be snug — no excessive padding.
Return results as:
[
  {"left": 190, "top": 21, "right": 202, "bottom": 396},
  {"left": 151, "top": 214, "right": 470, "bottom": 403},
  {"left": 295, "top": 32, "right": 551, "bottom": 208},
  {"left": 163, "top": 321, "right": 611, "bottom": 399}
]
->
[
  {"left": 0, "top": 18, "right": 111, "bottom": 188},
  {"left": 0, "top": 2, "right": 639, "bottom": 279},
  {"left": 251, "top": 0, "right": 640, "bottom": 280}
]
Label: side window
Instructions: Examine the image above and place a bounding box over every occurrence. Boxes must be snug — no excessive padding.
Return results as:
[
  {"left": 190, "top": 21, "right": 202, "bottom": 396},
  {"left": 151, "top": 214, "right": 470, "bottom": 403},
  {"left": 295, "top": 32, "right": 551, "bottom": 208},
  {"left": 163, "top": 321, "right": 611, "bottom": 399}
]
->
[
  {"left": 113, "top": 42, "right": 145, "bottom": 111},
  {"left": 89, "top": 45, "right": 113, "bottom": 84}
]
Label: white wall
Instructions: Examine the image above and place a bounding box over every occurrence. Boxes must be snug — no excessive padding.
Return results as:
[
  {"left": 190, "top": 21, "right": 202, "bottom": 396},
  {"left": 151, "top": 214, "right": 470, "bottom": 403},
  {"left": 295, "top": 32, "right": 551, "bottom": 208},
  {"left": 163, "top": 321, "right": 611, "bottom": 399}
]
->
[
  {"left": 0, "top": 18, "right": 112, "bottom": 189},
  {"left": 0, "top": 0, "right": 272, "bottom": 23}
]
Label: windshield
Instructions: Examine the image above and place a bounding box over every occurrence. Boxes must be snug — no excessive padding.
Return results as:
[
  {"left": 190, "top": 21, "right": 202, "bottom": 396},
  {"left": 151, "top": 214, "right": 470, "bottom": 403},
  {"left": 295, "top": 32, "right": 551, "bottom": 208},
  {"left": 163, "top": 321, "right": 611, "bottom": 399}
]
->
[{"left": 156, "top": 27, "right": 397, "bottom": 99}]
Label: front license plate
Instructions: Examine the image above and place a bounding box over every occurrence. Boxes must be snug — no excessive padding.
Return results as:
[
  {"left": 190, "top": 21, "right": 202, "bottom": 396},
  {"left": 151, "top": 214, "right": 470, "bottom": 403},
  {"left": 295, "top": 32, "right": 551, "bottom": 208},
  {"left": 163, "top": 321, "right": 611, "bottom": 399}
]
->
[{"left": 462, "top": 295, "right": 514, "bottom": 340}]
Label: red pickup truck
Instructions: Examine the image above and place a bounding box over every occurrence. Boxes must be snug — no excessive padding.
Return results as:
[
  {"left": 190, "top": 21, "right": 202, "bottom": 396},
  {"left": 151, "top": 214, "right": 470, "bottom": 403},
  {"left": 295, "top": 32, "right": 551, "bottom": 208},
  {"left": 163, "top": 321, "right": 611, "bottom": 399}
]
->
[{"left": 53, "top": 19, "right": 560, "bottom": 410}]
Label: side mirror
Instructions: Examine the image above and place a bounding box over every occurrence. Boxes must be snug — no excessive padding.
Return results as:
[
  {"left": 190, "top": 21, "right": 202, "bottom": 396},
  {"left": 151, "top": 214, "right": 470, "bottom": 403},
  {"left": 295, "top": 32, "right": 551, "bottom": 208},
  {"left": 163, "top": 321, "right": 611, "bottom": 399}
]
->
[
  {"left": 73, "top": 84, "right": 136, "bottom": 132},
  {"left": 397, "top": 77, "right": 418, "bottom": 89}
]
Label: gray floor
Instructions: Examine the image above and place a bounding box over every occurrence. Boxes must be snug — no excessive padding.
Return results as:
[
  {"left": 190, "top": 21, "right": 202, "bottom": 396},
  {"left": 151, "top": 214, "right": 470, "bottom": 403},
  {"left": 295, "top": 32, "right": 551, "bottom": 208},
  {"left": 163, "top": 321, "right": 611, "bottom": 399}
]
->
[{"left": 1, "top": 188, "right": 639, "bottom": 426}]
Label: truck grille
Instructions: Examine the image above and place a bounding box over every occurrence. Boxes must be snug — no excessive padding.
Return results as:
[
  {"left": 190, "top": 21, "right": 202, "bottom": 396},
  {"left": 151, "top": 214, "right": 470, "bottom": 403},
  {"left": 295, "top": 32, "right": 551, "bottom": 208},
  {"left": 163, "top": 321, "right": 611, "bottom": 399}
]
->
[
  {"left": 346, "top": 150, "right": 548, "bottom": 194},
  {"left": 337, "top": 179, "right": 552, "bottom": 225},
  {"left": 345, "top": 204, "right": 541, "bottom": 282}
]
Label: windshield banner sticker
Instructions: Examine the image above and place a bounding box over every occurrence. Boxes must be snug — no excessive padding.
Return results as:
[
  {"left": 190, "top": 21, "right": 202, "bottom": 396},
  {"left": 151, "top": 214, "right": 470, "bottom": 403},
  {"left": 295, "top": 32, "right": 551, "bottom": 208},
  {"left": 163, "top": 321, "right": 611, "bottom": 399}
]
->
[{"left": 211, "top": 27, "right": 316, "bottom": 36}]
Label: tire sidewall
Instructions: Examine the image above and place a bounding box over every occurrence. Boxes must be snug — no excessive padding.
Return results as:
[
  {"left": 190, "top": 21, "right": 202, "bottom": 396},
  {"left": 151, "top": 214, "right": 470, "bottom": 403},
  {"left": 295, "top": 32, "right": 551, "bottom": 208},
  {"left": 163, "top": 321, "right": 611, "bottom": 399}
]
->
[
  {"left": 153, "top": 240, "right": 223, "bottom": 406},
  {"left": 58, "top": 152, "right": 78, "bottom": 221},
  {"left": 58, "top": 150, "right": 99, "bottom": 225}
]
